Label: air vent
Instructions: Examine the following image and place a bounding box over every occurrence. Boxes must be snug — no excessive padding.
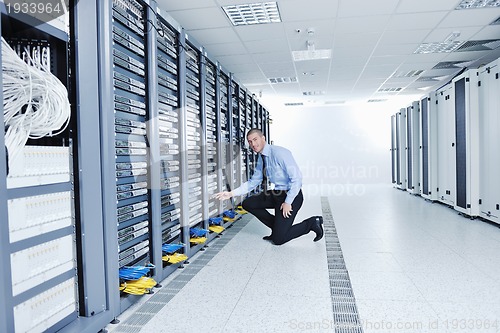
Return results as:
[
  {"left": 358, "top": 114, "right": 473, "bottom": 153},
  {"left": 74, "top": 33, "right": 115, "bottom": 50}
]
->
[
  {"left": 456, "top": 0, "right": 500, "bottom": 10},
  {"left": 455, "top": 39, "right": 500, "bottom": 52},
  {"left": 378, "top": 87, "right": 402, "bottom": 93},
  {"left": 222, "top": 2, "right": 281, "bottom": 26},
  {"left": 392, "top": 70, "right": 424, "bottom": 78},
  {"left": 303, "top": 91, "right": 325, "bottom": 96},
  {"left": 268, "top": 77, "right": 297, "bottom": 84},
  {"left": 414, "top": 41, "right": 463, "bottom": 54},
  {"left": 284, "top": 102, "right": 304, "bottom": 106},
  {"left": 432, "top": 60, "right": 472, "bottom": 69},
  {"left": 367, "top": 99, "right": 387, "bottom": 103}
]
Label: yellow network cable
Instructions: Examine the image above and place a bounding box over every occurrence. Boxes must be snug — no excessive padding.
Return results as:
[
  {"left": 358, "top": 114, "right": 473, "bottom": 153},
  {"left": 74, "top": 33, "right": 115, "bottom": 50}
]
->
[
  {"left": 208, "top": 225, "right": 225, "bottom": 233},
  {"left": 223, "top": 216, "right": 236, "bottom": 223},
  {"left": 189, "top": 236, "right": 207, "bottom": 244},
  {"left": 120, "top": 276, "right": 157, "bottom": 295},
  {"left": 235, "top": 205, "right": 247, "bottom": 214},
  {"left": 162, "top": 252, "right": 188, "bottom": 264}
]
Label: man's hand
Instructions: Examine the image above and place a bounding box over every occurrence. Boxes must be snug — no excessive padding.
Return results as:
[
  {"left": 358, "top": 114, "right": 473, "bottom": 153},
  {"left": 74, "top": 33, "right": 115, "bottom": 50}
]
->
[
  {"left": 214, "top": 191, "right": 233, "bottom": 201},
  {"left": 280, "top": 202, "right": 293, "bottom": 218}
]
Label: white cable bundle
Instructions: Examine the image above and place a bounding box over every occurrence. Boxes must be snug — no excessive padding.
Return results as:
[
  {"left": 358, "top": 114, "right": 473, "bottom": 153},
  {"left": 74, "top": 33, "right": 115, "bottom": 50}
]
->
[{"left": 2, "top": 37, "right": 71, "bottom": 167}]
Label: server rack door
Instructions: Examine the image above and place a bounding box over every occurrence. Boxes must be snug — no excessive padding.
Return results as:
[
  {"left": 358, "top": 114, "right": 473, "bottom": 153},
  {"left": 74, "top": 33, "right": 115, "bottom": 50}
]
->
[
  {"left": 436, "top": 84, "right": 456, "bottom": 206},
  {"left": 406, "top": 106, "right": 413, "bottom": 191},
  {"left": 391, "top": 115, "right": 396, "bottom": 184},
  {"left": 397, "top": 108, "right": 407, "bottom": 190},
  {"left": 420, "top": 97, "right": 429, "bottom": 195},
  {"left": 454, "top": 78, "right": 467, "bottom": 210},
  {"left": 478, "top": 62, "right": 500, "bottom": 223}
]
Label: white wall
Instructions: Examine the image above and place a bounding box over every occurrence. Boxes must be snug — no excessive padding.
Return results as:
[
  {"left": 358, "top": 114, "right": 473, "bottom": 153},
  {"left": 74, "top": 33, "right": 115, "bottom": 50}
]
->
[{"left": 267, "top": 104, "right": 396, "bottom": 197}]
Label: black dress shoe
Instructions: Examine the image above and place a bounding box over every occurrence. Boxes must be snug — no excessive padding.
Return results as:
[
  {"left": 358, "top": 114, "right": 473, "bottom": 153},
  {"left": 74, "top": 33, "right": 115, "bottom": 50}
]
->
[
  {"left": 263, "top": 235, "right": 272, "bottom": 240},
  {"left": 310, "top": 216, "right": 324, "bottom": 242}
]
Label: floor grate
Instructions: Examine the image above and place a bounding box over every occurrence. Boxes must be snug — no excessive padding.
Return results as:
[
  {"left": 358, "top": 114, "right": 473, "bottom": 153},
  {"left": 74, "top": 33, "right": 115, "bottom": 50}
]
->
[{"left": 321, "top": 197, "right": 364, "bottom": 333}]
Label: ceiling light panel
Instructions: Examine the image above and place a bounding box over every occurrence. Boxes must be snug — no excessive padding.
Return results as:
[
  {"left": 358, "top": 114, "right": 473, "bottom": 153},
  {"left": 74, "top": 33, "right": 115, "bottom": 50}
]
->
[
  {"left": 292, "top": 49, "right": 332, "bottom": 61},
  {"left": 268, "top": 77, "right": 298, "bottom": 84},
  {"left": 456, "top": 0, "right": 500, "bottom": 9},
  {"left": 222, "top": 2, "right": 281, "bottom": 26},
  {"left": 414, "top": 41, "right": 464, "bottom": 54}
]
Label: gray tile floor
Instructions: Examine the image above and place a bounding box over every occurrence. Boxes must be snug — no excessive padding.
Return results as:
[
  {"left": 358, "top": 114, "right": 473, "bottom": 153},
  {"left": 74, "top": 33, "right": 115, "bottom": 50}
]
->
[{"left": 108, "top": 184, "right": 500, "bottom": 333}]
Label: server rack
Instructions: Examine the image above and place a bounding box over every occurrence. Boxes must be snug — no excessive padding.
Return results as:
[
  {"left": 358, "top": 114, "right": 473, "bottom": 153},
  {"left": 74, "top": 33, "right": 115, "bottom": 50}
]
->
[
  {"left": 230, "top": 79, "right": 242, "bottom": 204},
  {"left": 396, "top": 108, "right": 407, "bottom": 190},
  {"left": 419, "top": 94, "right": 439, "bottom": 201},
  {"left": 478, "top": 60, "right": 500, "bottom": 224},
  {"left": 435, "top": 83, "right": 456, "bottom": 206},
  {"left": 391, "top": 115, "right": 397, "bottom": 185},
  {"left": 205, "top": 59, "right": 220, "bottom": 221},
  {"left": 0, "top": 5, "right": 79, "bottom": 333},
  {"left": 238, "top": 87, "right": 250, "bottom": 184},
  {"left": 406, "top": 101, "right": 420, "bottom": 195},
  {"left": 156, "top": 17, "right": 185, "bottom": 277},
  {"left": 183, "top": 40, "right": 206, "bottom": 255},
  {"left": 452, "top": 70, "right": 480, "bottom": 217},
  {"left": 218, "top": 71, "right": 234, "bottom": 225}
]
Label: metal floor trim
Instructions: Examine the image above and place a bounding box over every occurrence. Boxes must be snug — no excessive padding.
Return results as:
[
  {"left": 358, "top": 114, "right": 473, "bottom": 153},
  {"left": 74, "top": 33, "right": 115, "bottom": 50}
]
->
[{"left": 321, "top": 196, "right": 364, "bottom": 333}]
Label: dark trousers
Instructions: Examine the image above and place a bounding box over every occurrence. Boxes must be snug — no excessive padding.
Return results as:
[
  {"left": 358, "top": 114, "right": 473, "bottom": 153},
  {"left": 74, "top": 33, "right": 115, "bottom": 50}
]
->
[{"left": 242, "top": 189, "right": 312, "bottom": 245}]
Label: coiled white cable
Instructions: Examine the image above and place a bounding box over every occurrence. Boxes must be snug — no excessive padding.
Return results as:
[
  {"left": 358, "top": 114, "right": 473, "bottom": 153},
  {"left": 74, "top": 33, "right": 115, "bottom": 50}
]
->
[{"left": 2, "top": 37, "right": 71, "bottom": 167}]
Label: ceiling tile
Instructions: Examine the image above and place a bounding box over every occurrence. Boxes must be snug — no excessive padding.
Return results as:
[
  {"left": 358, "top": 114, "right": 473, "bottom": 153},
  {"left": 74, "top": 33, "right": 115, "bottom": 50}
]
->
[
  {"left": 338, "top": 0, "right": 399, "bottom": 18},
  {"left": 424, "top": 26, "right": 483, "bottom": 43},
  {"left": 215, "top": 54, "right": 254, "bottom": 66},
  {"left": 378, "top": 29, "right": 431, "bottom": 45},
  {"left": 251, "top": 51, "right": 293, "bottom": 63},
  {"left": 165, "top": 8, "right": 229, "bottom": 30},
  {"left": 372, "top": 43, "right": 421, "bottom": 56},
  {"left": 279, "top": 0, "right": 339, "bottom": 21},
  {"left": 438, "top": 8, "right": 500, "bottom": 28},
  {"left": 336, "top": 16, "right": 391, "bottom": 34},
  {"left": 361, "top": 64, "right": 399, "bottom": 78},
  {"left": 204, "top": 42, "right": 247, "bottom": 57},
  {"left": 245, "top": 38, "right": 290, "bottom": 53},
  {"left": 386, "top": 12, "right": 448, "bottom": 31},
  {"left": 185, "top": 27, "right": 240, "bottom": 45},
  {"left": 471, "top": 25, "right": 500, "bottom": 40},
  {"left": 259, "top": 61, "right": 296, "bottom": 73},
  {"left": 368, "top": 55, "right": 407, "bottom": 66},
  {"left": 235, "top": 24, "right": 287, "bottom": 41},
  {"left": 333, "top": 32, "right": 382, "bottom": 48},
  {"left": 396, "top": 0, "right": 459, "bottom": 13},
  {"left": 157, "top": 0, "right": 217, "bottom": 11}
]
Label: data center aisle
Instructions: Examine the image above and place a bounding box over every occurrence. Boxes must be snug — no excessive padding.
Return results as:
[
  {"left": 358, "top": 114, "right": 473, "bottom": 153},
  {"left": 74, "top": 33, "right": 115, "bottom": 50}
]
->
[
  {"left": 108, "top": 184, "right": 500, "bottom": 333},
  {"left": 332, "top": 184, "right": 500, "bottom": 333},
  {"left": 108, "top": 196, "right": 334, "bottom": 333}
]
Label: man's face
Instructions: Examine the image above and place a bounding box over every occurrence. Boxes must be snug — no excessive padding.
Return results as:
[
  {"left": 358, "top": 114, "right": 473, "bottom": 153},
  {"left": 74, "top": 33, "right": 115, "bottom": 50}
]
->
[{"left": 247, "top": 132, "right": 266, "bottom": 153}]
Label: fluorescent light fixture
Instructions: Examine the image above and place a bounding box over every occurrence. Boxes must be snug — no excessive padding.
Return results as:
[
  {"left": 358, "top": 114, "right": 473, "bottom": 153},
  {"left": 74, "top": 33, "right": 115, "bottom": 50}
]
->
[
  {"left": 303, "top": 91, "right": 325, "bottom": 96},
  {"left": 222, "top": 2, "right": 281, "bottom": 26},
  {"left": 456, "top": 0, "right": 500, "bottom": 9},
  {"left": 268, "top": 77, "right": 298, "bottom": 84},
  {"left": 414, "top": 41, "right": 463, "bottom": 54},
  {"left": 378, "top": 87, "right": 402, "bottom": 93},
  {"left": 367, "top": 99, "right": 387, "bottom": 103},
  {"left": 392, "top": 70, "right": 424, "bottom": 78},
  {"left": 292, "top": 49, "right": 332, "bottom": 61}
]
